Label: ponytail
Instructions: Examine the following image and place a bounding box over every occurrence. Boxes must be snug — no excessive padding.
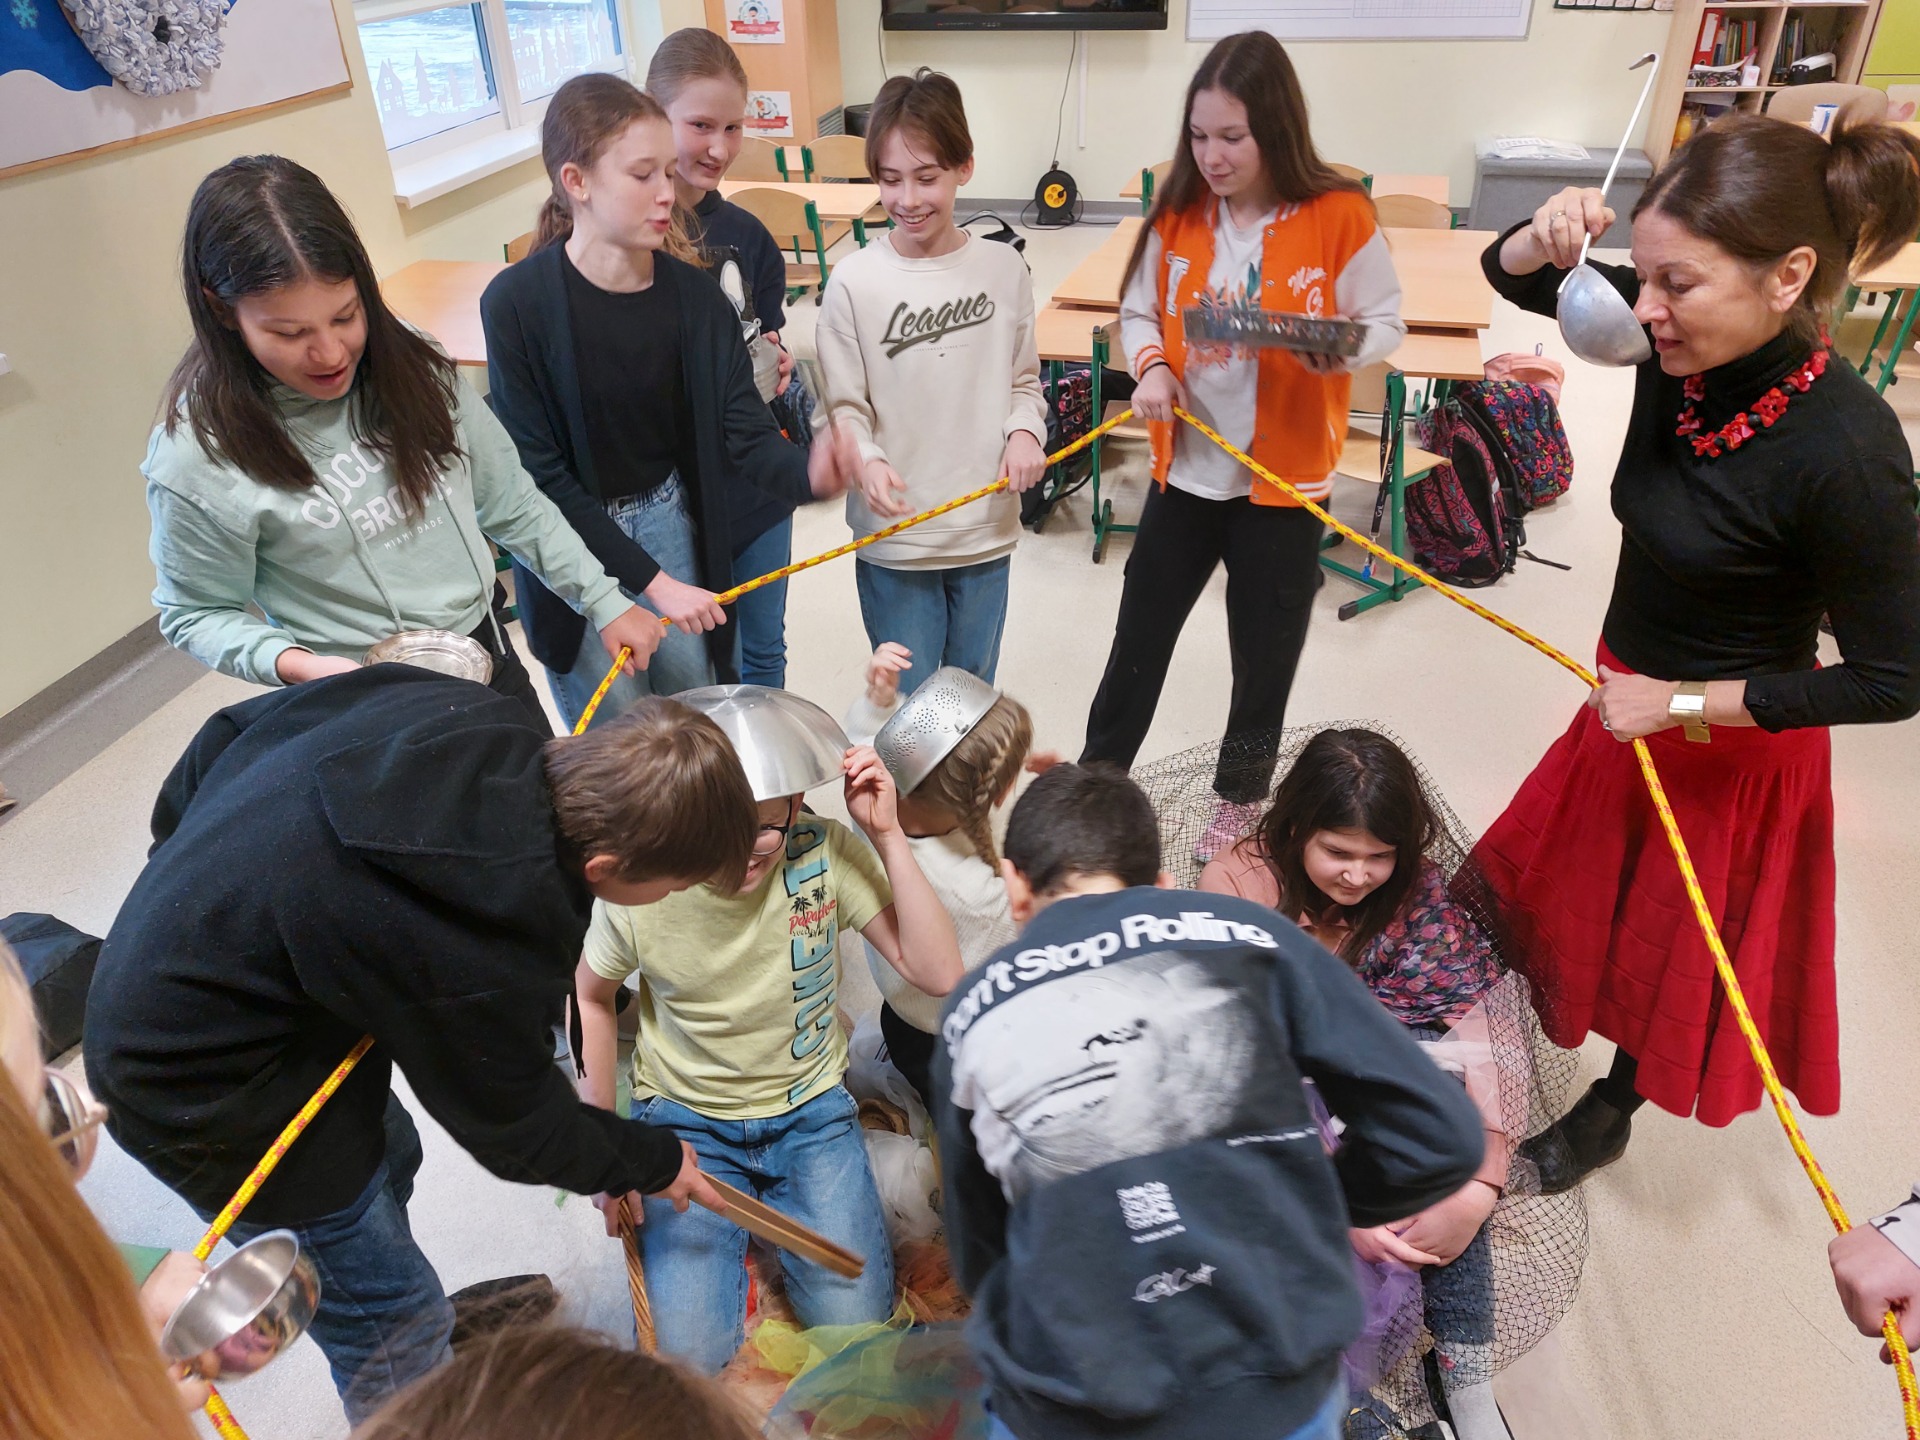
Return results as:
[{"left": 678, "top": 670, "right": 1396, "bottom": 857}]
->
[
  {"left": 1637, "top": 113, "right": 1920, "bottom": 344},
  {"left": 534, "top": 193, "right": 573, "bottom": 253},
  {"left": 1823, "top": 120, "right": 1920, "bottom": 280}
]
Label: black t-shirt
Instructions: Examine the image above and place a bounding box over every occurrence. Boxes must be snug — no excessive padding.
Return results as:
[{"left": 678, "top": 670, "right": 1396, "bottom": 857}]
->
[
  {"left": 562, "top": 248, "right": 686, "bottom": 502},
  {"left": 1480, "top": 225, "right": 1920, "bottom": 732}
]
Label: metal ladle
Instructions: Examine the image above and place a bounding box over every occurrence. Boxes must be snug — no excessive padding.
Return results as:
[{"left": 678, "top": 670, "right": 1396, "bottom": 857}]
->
[
  {"left": 1557, "top": 52, "right": 1661, "bottom": 367},
  {"left": 160, "top": 1231, "right": 321, "bottom": 1382}
]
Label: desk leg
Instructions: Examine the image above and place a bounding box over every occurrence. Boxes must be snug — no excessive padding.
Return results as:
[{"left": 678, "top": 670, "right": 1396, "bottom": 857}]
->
[
  {"left": 852, "top": 218, "right": 868, "bottom": 248},
  {"left": 1874, "top": 289, "right": 1917, "bottom": 395},
  {"left": 1090, "top": 333, "right": 1109, "bottom": 562}
]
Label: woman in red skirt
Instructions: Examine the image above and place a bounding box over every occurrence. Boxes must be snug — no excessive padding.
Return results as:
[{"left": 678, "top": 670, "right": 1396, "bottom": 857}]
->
[{"left": 1474, "top": 115, "right": 1920, "bottom": 1193}]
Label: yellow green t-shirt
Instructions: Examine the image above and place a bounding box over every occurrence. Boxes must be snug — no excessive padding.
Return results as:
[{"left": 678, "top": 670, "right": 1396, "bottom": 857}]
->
[{"left": 583, "top": 816, "right": 892, "bottom": 1119}]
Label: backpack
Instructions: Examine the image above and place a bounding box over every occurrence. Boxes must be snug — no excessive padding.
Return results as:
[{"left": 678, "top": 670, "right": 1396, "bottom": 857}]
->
[
  {"left": 1460, "top": 378, "right": 1573, "bottom": 512},
  {"left": 1407, "top": 377, "right": 1574, "bottom": 586},
  {"left": 1022, "top": 362, "right": 1095, "bottom": 529},
  {"left": 1410, "top": 395, "right": 1521, "bottom": 587}
]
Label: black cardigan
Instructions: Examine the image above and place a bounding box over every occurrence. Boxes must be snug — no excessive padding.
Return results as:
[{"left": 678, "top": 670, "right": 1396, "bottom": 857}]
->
[
  {"left": 85, "top": 667, "right": 684, "bottom": 1224},
  {"left": 1482, "top": 225, "right": 1920, "bottom": 731},
  {"left": 481, "top": 245, "right": 813, "bottom": 677}
]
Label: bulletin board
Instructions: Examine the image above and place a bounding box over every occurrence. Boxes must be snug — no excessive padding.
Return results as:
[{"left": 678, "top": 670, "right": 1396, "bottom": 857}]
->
[
  {"left": 0, "top": 0, "right": 352, "bottom": 181},
  {"left": 1188, "top": 0, "right": 1533, "bottom": 42}
]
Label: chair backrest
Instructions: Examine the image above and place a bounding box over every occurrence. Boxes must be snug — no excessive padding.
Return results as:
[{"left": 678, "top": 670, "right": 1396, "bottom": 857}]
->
[
  {"left": 503, "top": 230, "right": 536, "bottom": 264},
  {"left": 1350, "top": 363, "right": 1390, "bottom": 416},
  {"left": 808, "top": 134, "right": 870, "bottom": 181},
  {"left": 727, "top": 185, "right": 820, "bottom": 244},
  {"left": 730, "top": 136, "right": 788, "bottom": 182},
  {"left": 1766, "top": 83, "right": 1889, "bottom": 128},
  {"left": 1329, "top": 162, "right": 1371, "bottom": 186},
  {"left": 1373, "top": 194, "right": 1453, "bottom": 230}
]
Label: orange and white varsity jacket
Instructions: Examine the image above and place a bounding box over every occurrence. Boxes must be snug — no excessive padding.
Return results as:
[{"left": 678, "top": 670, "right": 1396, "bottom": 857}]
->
[{"left": 1118, "top": 189, "right": 1405, "bottom": 505}]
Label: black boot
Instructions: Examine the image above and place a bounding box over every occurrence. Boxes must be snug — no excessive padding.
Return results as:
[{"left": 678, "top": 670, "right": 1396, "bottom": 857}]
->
[{"left": 1519, "top": 1081, "right": 1634, "bottom": 1194}]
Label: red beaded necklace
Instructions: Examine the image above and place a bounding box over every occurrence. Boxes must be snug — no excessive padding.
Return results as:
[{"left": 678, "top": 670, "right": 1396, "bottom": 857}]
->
[{"left": 1675, "top": 343, "right": 1828, "bottom": 460}]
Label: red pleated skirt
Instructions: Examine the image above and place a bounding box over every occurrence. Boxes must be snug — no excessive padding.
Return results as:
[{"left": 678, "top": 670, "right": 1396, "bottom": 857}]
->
[{"left": 1472, "top": 642, "right": 1838, "bottom": 1126}]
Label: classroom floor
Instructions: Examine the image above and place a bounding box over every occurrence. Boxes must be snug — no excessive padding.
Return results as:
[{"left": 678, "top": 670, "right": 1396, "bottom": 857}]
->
[{"left": 4, "top": 219, "right": 1919, "bottom": 1440}]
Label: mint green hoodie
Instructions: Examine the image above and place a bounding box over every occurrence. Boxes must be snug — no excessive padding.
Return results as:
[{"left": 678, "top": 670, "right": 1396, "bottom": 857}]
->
[{"left": 145, "top": 374, "right": 630, "bottom": 687}]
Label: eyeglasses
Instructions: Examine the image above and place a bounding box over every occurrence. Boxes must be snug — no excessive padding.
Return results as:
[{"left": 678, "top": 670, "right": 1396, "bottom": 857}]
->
[
  {"left": 750, "top": 801, "right": 800, "bottom": 858},
  {"left": 41, "top": 1068, "right": 108, "bottom": 1180}
]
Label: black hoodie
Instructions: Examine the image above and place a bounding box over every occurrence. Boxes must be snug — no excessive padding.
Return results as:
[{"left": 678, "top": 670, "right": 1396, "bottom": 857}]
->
[
  {"left": 85, "top": 666, "right": 683, "bottom": 1225},
  {"left": 932, "top": 887, "right": 1485, "bottom": 1440}
]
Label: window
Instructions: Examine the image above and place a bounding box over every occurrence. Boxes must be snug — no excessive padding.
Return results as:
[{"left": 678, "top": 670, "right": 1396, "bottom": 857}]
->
[{"left": 355, "top": 0, "right": 627, "bottom": 159}]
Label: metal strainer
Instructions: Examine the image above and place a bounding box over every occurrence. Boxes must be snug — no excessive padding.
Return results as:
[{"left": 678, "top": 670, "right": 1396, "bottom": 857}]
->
[
  {"left": 875, "top": 668, "right": 1000, "bottom": 795},
  {"left": 677, "top": 684, "right": 850, "bottom": 801}
]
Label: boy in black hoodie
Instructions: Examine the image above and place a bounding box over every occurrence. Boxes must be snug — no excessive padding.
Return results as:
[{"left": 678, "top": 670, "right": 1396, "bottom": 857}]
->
[
  {"left": 933, "top": 765, "right": 1486, "bottom": 1440},
  {"left": 85, "top": 666, "right": 754, "bottom": 1423}
]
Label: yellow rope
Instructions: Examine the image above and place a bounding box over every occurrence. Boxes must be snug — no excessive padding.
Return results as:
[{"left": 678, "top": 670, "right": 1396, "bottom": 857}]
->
[{"left": 1172, "top": 404, "right": 1920, "bottom": 1438}]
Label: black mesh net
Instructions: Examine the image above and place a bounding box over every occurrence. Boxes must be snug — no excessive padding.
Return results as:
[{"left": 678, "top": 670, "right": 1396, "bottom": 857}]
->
[{"left": 1130, "top": 725, "right": 1588, "bottom": 1439}]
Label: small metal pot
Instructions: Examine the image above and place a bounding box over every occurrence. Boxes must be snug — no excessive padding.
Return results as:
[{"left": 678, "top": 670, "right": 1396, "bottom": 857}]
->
[
  {"left": 875, "top": 668, "right": 1001, "bottom": 795},
  {"left": 160, "top": 1231, "right": 321, "bottom": 1381},
  {"left": 364, "top": 629, "right": 494, "bottom": 684},
  {"left": 677, "top": 684, "right": 851, "bottom": 801}
]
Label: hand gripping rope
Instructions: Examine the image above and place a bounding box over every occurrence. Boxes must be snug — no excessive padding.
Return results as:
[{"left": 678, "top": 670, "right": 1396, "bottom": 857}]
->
[{"left": 199, "top": 403, "right": 1916, "bottom": 1437}]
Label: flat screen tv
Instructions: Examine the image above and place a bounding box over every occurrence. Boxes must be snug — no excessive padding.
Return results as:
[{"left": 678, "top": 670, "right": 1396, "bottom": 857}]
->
[{"left": 880, "top": 0, "right": 1167, "bottom": 32}]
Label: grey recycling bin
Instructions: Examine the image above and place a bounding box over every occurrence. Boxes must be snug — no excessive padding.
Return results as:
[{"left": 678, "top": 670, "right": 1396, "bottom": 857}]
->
[{"left": 1468, "top": 145, "right": 1653, "bottom": 247}]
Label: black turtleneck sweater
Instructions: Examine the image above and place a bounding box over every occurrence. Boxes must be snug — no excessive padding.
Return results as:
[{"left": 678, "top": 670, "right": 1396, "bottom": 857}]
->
[{"left": 1482, "top": 226, "right": 1920, "bottom": 731}]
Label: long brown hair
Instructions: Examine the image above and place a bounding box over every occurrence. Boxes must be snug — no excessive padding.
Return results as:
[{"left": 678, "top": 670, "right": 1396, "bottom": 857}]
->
[
  {"left": 913, "top": 694, "right": 1032, "bottom": 870},
  {"left": 0, "top": 950, "right": 199, "bottom": 1440},
  {"left": 1636, "top": 114, "right": 1920, "bottom": 344},
  {"left": 646, "top": 26, "right": 748, "bottom": 106},
  {"left": 1251, "top": 728, "right": 1436, "bottom": 964},
  {"left": 1123, "top": 31, "right": 1366, "bottom": 296},
  {"left": 534, "top": 72, "right": 698, "bottom": 263},
  {"left": 162, "top": 156, "right": 458, "bottom": 517},
  {"left": 351, "top": 1326, "right": 760, "bottom": 1440}
]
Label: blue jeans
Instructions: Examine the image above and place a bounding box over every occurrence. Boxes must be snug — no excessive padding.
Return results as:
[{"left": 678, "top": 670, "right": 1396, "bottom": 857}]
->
[
  {"left": 731, "top": 516, "right": 792, "bottom": 688},
  {"left": 547, "top": 477, "right": 717, "bottom": 731},
  {"left": 212, "top": 1095, "right": 452, "bottom": 1425},
  {"left": 854, "top": 555, "right": 1011, "bottom": 699},
  {"left": 986, "top": 1379, "right": 1347, "bottom": 1440},
  {"left": 634, "top": 1087, "right": 895, "bottom": 1374}
]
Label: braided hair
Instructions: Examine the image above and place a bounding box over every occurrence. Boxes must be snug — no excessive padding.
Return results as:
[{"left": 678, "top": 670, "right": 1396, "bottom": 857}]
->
[{"left": 912, "top": 695, "right": 1032, "bottom": 869}]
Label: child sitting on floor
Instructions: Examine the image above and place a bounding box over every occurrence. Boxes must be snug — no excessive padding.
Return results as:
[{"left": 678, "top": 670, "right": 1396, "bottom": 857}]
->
[
  {"left": 1198, "top": 727, "right": 1519, "bottom": 1440},
  {"left": 843, "top": 643, "right": 1036, "bottom": 1107},
  {"left": 574, "top": 690, "right": 963, "bottom": 1375},
  {"left": 935, "top": 763, "right": 1484, "bottom": 1440}
]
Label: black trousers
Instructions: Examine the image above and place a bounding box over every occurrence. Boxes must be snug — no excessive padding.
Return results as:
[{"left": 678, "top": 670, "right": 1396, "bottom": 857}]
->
[
  {"left": 1080, "top": 481, "right": 1322, "bottom": 802},
  {"left": 468, "top": 591, "right": 551, "bottom": 734}
]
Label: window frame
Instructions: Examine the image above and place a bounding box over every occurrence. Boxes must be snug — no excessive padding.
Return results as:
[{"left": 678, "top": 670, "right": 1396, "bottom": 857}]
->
[{"left": 354, "top": 0, "right": 633, "bottom": 167}]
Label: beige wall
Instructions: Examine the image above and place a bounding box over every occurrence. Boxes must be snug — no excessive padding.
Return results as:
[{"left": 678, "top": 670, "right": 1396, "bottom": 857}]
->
[
  {"left": 0, "top": 0, "right": 709, "bottom": 718},
  {"left": 840, "top": 0, "right": 1666, "bottom": 203}
]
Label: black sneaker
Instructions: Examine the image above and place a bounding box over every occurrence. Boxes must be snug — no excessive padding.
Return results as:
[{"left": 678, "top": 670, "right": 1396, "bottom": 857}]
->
[{"left": 448, "top": 1274, "right": 558, "bottom": 1350}]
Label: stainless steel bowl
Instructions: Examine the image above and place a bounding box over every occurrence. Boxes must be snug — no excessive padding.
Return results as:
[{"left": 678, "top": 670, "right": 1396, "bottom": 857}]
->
[
  {"left": 677, "top": 685, "right": 850, "bottom": 801},
  {"left": 875, "top": 668, "right": 1000, "bottom": 795},
  {"left": 160, "top": 1231, "right": 321, "bottom": 1381},
  {"left": 364, "top": 629, "right": 494, "bottom": 684}
]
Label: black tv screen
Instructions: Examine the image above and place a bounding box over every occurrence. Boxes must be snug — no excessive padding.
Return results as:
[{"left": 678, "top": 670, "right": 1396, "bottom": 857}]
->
[{"left": 881, "top": 0, "right": 1167, "bottom": 32}]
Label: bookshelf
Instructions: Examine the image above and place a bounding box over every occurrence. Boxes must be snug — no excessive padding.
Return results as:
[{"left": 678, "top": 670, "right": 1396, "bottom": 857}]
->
[{"left": 1646, "top": 0, "right": 1888, "bottom": 165}]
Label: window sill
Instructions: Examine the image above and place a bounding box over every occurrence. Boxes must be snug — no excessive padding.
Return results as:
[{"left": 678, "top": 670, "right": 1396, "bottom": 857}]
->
[{"left": 391, "top": 127, "right": 543, "bottom": 209}]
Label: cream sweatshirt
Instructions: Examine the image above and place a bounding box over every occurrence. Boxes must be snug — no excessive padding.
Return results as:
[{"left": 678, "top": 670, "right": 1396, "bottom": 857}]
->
[{"left": 816, "top": 232, "right": 1048, "bottom": 570}]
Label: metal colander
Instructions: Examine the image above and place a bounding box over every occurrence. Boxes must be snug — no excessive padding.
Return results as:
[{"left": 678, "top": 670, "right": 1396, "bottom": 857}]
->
[
  {"left": 874, "top": 667, "right": 1000, "bottom": 796},
  {"left": 677, "top": 684, "right": 850, "bottom": 801}
]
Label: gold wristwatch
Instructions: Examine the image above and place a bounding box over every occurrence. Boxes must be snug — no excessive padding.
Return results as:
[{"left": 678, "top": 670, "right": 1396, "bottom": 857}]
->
[{"left": 1668, "top": 681, "right": 1710, "bottom": 743}]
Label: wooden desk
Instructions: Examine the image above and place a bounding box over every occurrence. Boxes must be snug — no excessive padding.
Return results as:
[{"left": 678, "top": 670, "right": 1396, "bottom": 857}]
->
[
  {"left": 382, "top": 259, "right": 506, "bottom": 367},
  {"left": 1037, "top": 303, "right": 1115, "bottom": 362},
  {"left": 1855, "top": 241, "right": 1920, "bottom": 293},
  {"left": 1851, "top": 241, "right": 1920, "bottom": 394},
  {"left": 1049, "top": 217, "right": 1145, "bottom": 310},
  {"left": 719, "top": 179, "right": 881, "bottom": 223},
  {"left": 1383, "top": 227, "right": 1496, "bottom": 332},
  {"left": 1387, "top": 327, "right": 1484, "bottom": 381},
  {"left": 1369, "top": 173, "right": 1450, "bottom": 207}
]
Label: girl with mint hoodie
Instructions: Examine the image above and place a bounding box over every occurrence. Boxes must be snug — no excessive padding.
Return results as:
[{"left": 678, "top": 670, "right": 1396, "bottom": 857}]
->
[{"left": 144, "top": 156, "right": 664, "bottom": 728}]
